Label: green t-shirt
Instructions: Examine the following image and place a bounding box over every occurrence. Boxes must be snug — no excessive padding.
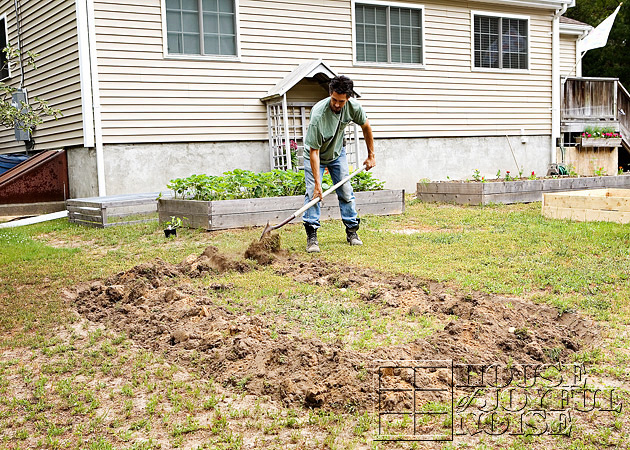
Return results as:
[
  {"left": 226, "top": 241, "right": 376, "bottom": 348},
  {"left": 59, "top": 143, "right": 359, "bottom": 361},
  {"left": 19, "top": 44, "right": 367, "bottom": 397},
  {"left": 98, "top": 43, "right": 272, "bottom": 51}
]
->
[{"left": 304, "top": 97, "right": 367, "bottom": 165}]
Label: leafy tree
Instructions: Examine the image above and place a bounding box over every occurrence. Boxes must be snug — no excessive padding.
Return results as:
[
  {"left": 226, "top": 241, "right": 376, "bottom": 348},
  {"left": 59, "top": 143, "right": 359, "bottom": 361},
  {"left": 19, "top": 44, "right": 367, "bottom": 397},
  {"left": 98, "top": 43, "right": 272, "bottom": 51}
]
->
[
  {"left": 0, "top": 47, "right": 61, "bottom": 137},
  {"left": 565, "top": 1, "right": 630, "bottom": 87}
]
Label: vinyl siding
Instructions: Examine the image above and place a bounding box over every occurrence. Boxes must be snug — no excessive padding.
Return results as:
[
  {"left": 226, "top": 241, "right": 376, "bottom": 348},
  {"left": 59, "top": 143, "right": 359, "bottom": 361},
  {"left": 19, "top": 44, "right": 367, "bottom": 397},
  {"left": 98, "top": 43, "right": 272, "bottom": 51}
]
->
[
  {"left": 560, "top": 33, "right": 577, "bottom": 77},
  {"left": 93, "top": 0, "right": 555, "bottom": 144},
  {"left": 0, "top": 0, "right": 83, "bottom": 155}
]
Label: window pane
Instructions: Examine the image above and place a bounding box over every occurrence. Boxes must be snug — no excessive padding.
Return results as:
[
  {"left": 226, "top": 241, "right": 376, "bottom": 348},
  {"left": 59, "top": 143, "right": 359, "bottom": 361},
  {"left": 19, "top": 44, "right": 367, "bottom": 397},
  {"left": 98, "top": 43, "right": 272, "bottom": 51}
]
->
[
  {"left": 411, "top": 10, "right": 420, "bottom": 28},
  {"left": 356, "top": 6, "right": 363, "bottom": 23},
  {"left": 391, "top": 25, "right": 400, "bottom": 44},
  {"left": 376, "top": 24, "right": 387, "bottom": 43},
  {"left": 183, "top": 11, "right": 199, "bottom": 32},
  {"left": 474, "top": 15, "right": 500, "bottom": 68},
  {"left": 220, "top": 35, "right": 235, "bottom": 54},
  {"left": 391, "top": 45, "right": 400, "bottom": 63},
  {"left": 501, "top": 18, "right": 528, "bottom": 69},
  {"left": 219, "top": 14, "right": 234, "bottom": 34},
  {"left": 400, "top": 27, "right": 411, "bottom": 46},
  {"left": 365, "top": 43, "right": 376, "bottom": 61},
  {"left": 218, "top": 0, "right": 233, "bottom": 13},
  {"left": 375, "top": 7, "right": 386, "bottom": 25},
  {"left": 365, "top": 7, "right": 375, "bottom": 23},
  {"left": 204, "top": 34, "right": 220, "bottom": 54},
  {"left": 167, "top": 32, "right": 182, "bottom": 53},
  {"left": 202, "top": 0, "right": 218, "bottom": 11},
  {"left": 166, "top": 0, "right": 180, "bottom": 9},
  {"left": 166, "top": 11, "right": 182, "bottom": 32},
  {"left": 182, "top": 0, "right": 197, "bottom": 11},
  {"left": 183, "top": 33, "right": 200, "bottom": 53},
  {"left": 204, "top": 13, "right": 219, "bottom": 33},
  {"left": 376, "top": 44, "right": 387, "bottom": 62}
]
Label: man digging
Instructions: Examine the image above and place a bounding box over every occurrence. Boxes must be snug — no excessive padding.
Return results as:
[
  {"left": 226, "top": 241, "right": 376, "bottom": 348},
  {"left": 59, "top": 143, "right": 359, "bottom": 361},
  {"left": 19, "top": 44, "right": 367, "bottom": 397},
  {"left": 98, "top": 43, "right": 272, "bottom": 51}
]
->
[{"left": 303, "top": 75, "right": 376, "bottom": 253}]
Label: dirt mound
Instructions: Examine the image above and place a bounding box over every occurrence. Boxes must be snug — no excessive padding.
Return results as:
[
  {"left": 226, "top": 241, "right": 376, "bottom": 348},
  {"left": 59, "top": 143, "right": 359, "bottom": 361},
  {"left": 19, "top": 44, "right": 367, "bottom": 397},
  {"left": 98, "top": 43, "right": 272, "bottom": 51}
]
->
[
  {"left": 68, "top": 250, "right": 600, "bottom": 411},
  {"left": 244, "top": 232, "right": 283, "bottom": 265}
]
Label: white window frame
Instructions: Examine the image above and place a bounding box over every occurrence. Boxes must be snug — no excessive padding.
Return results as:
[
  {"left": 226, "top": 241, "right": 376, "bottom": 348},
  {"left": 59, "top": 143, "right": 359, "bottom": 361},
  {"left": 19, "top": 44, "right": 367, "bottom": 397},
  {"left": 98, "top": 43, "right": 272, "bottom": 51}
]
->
[
  {"left": 471, "top": 10, "right": 530, "bottom": 74},
  {"left": 351, "top": 0, "right": 425, "bottom": 69},
  {"left": 0, "top": 14, "right": 10, "bottom": 81},
  {"left": 161, "top": 0, "right": 241, "bottom": 61}
]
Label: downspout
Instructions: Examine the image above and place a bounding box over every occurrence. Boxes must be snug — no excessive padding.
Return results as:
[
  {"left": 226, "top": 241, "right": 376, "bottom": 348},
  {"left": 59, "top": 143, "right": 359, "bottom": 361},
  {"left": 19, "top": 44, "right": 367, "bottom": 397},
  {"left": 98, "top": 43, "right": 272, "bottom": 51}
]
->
[
  {"left": 76, "top": 0, "right": 106, "bottom": 196},
  {"left": 551, "top": 2, "right": 570, "bottom": 165}
]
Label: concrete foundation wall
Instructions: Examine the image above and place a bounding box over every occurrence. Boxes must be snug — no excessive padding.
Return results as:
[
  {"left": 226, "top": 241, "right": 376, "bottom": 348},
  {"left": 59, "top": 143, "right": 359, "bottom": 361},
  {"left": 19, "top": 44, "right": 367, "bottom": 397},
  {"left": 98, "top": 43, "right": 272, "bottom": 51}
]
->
[
  {"left": 67, "top": 136, "right": 552, "bottom": 197},
  {"left": 370, "top": 135, "right": 552, "bottom": 190},
  {"left": 67, "top": 147, "right": 99, "bottom": 199},
  {"left": 68, "top": 141, "right": 270, "bottom": 198}
]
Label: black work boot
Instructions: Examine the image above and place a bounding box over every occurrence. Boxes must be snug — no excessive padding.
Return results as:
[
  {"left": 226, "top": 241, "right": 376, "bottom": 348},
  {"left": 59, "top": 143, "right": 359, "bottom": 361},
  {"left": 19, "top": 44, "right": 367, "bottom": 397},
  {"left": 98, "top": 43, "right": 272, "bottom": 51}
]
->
[
  {"left": 304, "top": 223, "right": 320, "bottom": 253},
  {"left": 345, "top": 219, "right": 363, "bottom": 246}
]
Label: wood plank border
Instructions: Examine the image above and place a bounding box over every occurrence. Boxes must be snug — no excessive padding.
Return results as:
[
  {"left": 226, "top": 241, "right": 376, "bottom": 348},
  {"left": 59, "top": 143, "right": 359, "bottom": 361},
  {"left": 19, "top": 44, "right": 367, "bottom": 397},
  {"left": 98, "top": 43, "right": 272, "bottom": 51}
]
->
[
  {"left": 158, "top": 190, "right": 405, "bottom": 231},
  {"left": 417, "top": 175, "right": 630, "bottom": 205}
]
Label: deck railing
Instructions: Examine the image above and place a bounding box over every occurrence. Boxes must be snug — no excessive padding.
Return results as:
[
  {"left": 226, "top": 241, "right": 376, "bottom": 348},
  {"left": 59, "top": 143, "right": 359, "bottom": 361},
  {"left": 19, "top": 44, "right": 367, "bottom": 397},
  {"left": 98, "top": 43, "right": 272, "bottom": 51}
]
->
[{"left": 562, "top": 77, "right": 618, "bottom": 122}]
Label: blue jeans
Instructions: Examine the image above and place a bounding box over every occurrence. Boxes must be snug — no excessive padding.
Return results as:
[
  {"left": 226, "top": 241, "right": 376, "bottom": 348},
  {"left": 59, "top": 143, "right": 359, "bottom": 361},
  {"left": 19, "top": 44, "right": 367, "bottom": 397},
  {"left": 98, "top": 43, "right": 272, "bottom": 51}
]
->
[{"left": 303, "top": 148, "right": 359, "bottom": 229}]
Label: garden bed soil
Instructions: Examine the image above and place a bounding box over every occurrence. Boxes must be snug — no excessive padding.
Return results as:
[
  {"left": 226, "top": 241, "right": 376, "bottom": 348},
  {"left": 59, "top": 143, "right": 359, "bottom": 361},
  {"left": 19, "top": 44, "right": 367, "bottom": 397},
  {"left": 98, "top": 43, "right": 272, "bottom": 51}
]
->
[
  {"left": 65, "top": 245, "right": 599, "bottom": 411},
  {"left": 158, "top": 189, "right": 404, "bottom": 231},
  {"left": 417, "top": 174, "right": 630, "bottom": 205}
]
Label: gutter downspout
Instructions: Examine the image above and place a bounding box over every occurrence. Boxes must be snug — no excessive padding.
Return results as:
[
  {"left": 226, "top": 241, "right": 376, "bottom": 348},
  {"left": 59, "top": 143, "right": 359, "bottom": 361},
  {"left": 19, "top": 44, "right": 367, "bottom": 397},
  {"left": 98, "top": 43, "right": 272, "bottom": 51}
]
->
[
  {"left": 77, "top": 0, "right": 106, "bottom": 196},
  {"left": 551, "top": 2, "right": 570, "bottom": 165}
]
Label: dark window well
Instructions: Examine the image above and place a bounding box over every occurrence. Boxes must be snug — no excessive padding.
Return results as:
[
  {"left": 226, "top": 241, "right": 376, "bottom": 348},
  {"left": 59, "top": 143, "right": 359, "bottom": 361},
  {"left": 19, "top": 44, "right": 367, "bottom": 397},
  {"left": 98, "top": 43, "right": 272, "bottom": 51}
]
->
[
  {"left": 474, "top": 14, "right": 528, "bottom": 70},
  {"left": 166, "top": 0, "right": 236, "bottom": 56},
  {"left": 0, "top": 17, "right": 8, "bottom": 80},
  {"left": 355, "top": 4, "right": 423, "bottom": 64}
]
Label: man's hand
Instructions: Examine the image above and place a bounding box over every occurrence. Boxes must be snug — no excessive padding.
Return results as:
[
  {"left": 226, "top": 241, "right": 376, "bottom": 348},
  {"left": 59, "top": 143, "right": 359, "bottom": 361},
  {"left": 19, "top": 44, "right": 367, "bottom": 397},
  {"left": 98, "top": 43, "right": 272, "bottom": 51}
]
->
[
  {"left": 313, "top": 183, "right": 323, "bottom": 203},
  {"left": 363, "top": 155, "right": 375, "bottom": 171},
  {"left": 361, "top": 121, "right": 375, "bottom": 171}
]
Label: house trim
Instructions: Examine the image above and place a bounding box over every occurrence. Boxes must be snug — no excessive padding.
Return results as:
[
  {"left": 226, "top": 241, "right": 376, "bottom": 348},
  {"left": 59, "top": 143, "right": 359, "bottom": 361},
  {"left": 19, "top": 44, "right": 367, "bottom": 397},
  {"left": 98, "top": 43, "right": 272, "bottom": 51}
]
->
[
  {"left": 75, "top": 0, "right": 94, "bottom": 148},
  {"left": 160, "top": 0, "right": 242, "bottom": 61},
  {"left": 350, "top": 0, "right": 426, "bottom": 69},
  {"left": 469, "top": 10, "right": 531, "bottom": 74},
  {"left": 477, "top": 0, "right": 575, "bottom": 10}
]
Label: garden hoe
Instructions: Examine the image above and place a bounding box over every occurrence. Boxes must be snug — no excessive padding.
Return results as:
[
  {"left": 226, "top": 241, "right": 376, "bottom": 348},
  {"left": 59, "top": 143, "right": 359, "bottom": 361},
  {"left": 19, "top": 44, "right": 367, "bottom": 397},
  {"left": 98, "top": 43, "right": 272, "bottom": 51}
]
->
[{"left": 259, "top": 165, "right": 367, "bottom": 240}]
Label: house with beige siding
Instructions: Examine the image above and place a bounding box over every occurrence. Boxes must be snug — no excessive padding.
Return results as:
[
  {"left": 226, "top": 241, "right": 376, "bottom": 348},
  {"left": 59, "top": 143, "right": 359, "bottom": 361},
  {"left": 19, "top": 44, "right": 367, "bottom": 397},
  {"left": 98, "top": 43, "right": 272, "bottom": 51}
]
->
[{"left": 0, "top": 0, "right": 609, "bottom": 197}]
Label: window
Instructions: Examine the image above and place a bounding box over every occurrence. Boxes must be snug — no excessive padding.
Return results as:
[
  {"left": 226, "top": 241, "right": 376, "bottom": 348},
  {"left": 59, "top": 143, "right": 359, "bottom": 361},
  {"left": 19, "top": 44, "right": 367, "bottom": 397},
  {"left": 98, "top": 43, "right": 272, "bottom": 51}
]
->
[
  {"left": 166, "top": 0, "right": 236, "bottom": 56},
  {"left": 474, "top": 14, "right": 528, "bottom": 70},
  {"left": 355, "top": 3, "right": 423, "bottom": 64},
  {"left": 0, "top": 16, "right": 8, "bottom": 80}
]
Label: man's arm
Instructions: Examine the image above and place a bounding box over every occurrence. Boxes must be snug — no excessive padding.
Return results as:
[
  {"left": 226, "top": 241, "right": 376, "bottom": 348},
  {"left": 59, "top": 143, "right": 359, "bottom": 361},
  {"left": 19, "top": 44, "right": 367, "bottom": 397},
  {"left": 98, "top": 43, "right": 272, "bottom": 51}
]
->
[
  {"left": 309, "top": 148, "right": 323, "bottom": 202},
  {"left": 361, "top": 120, "right": 375, "bottom": 170}
]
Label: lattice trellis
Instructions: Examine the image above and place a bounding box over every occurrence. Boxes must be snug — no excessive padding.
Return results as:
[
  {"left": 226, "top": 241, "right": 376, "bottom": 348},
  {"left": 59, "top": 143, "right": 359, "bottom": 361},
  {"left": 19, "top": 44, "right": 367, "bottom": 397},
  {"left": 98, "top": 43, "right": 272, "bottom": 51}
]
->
[{"left": 266, "top": 97, "right": 360, "bottom": 172}]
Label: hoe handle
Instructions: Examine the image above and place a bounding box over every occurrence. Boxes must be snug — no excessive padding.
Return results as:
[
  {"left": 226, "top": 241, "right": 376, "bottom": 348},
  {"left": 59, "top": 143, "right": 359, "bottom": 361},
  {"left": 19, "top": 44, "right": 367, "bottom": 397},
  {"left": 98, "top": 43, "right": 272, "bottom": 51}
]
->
[{"left": 294, "top": 165, "right": 367, "bottom": 218}]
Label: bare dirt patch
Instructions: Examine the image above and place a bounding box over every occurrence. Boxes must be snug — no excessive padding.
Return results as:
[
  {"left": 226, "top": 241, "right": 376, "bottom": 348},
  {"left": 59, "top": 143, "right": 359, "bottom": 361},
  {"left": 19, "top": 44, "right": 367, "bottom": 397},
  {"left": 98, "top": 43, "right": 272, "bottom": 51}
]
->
[{"left": 66, "top": 246, "right": 599, "bottom": 412}]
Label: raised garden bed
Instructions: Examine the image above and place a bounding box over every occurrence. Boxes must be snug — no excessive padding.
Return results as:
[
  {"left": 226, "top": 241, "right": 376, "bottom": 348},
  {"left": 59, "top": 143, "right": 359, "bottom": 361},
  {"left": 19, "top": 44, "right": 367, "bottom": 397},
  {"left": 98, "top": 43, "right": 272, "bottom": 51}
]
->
[
  {"left": 416, "top": 174, "right": 630, "bottom": 205},
  {"left": 158, "top": 190, "right": 405, "bottom": 231},
  {"left": 543, "top": 188, "right": 630, "bottom": 224}
]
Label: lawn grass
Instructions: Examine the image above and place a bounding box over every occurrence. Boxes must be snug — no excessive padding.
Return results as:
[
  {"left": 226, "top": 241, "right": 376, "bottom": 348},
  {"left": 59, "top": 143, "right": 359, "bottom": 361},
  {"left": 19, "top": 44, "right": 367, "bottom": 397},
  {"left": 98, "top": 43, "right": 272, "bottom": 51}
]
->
[{"left": 1, "top": 200, "right": 630, "bottom": 449}]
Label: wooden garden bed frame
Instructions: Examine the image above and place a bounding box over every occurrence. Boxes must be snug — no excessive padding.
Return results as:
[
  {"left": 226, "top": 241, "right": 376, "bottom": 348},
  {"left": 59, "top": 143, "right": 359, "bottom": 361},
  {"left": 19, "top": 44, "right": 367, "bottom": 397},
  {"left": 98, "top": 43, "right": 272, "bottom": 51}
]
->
[
  {"left": 543, "top": 188, "right": 630, "bottom": 223},
  {"left": 416, "top": 175, "right": 630, "bottom": 205},
  {"left": 158, "top": 190, "right": 405, "bottom": 231}
]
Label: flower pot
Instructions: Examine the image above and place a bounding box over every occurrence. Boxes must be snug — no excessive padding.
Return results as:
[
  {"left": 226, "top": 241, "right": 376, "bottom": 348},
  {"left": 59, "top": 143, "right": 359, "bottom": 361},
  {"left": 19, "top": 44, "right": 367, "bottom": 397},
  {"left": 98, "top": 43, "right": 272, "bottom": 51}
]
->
[
  {"left": 577, "top": 137, "right": 622, "bottom": 147},
  {"left": 164, "top": 227, "right": 177, "bottom": 238}
]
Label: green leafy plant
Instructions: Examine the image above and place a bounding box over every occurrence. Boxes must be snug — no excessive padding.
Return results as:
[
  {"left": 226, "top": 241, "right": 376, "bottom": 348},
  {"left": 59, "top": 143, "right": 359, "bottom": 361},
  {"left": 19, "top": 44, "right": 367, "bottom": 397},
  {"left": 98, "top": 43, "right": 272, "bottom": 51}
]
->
[
  {"left": 164, "top": 216, "right": 184, "bottom": 229},
  {"left": 496, "top": 169, "right": 501, "bottom": 179},
  {"left": 504, "top": 170, "right": 515, "bottom": 181},
  {"left": 528, "top": 171, "right": 537, "bottom": 180},
  {"left": 582, "top": 126, "right": 621, "bottom": 139},
  {"left": 594, "top": 166, "right": 607, "bottom": 177},
  {"left": 472, "top": 169, "right": 482, "bottom": 182},
  {"left": 167, "top": 169, "right": 384, "bottom": 201},
  {"left": 618, "top": 166, "right": 624, "bottom": 175},
  {"left": 0, "top": 47, "right": 61, "bottom": 134}
]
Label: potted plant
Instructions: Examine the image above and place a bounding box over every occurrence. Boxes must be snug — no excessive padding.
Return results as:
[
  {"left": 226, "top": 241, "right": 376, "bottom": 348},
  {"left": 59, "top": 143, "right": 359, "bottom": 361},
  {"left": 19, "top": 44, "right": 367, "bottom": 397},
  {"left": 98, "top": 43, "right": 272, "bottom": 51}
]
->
[{"left": 163, "top": 216, "right": 183, "bottom": 238}]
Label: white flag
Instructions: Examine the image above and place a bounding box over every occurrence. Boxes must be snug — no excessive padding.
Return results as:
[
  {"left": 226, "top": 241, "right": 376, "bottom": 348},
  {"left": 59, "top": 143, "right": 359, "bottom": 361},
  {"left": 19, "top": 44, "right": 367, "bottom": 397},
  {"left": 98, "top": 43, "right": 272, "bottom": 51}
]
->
[{"left": 577, "top": 3, "right": 622, "bottom": 54}]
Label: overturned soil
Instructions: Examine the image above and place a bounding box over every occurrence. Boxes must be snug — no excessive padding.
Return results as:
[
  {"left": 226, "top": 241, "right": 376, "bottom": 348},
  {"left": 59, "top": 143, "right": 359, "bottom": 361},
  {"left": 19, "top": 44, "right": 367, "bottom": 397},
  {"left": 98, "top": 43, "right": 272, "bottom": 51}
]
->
[{"left": 66, "top": 245, "right": 599, "bottom": 411}]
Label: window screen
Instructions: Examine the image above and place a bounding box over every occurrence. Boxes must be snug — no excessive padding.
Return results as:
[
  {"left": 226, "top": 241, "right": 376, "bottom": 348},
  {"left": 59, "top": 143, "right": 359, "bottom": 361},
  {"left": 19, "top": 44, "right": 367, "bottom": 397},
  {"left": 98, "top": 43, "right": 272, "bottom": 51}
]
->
[
  {"left": 474, "top": 14, "right": 527, "bottom": 70},
  {"left": 356, "top": 3, "right": 423, "bottom": 64},
  {"left": 166, "top": 0, "right": 236, "bottom": 56}
]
